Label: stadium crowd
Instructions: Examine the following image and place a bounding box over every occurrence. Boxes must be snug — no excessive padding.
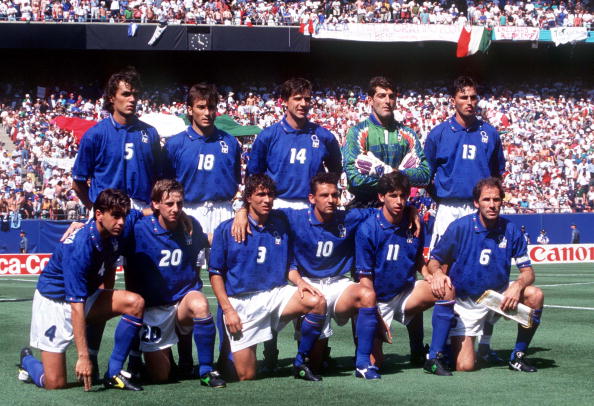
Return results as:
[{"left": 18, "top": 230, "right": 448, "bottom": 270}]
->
[
  {"left": 1, "top": 78, "right": 593, "bottom": 221},
  {"left": 0, "top": 0, "right": 591, "bottom": 28}
]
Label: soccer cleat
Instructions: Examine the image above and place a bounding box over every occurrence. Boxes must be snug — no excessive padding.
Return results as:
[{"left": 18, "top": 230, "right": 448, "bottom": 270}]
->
[
  {"left": 509, "top": 352, "right": 537, "bottom": 373},
  {"left": 410, "top": 344, "right": 429, "bottom": 366},
  {"left": 199, "top": 370, "right": 226, "bottom": 388},
  {"left": 423, "top": 353, "right": 452, "bottom": 376},
  {"left": 17, "top": 348, "right": 33, "bottom": 383},
  {"left": 293, "top": 362, "right": 322, "bottom": 382},
  {"left": 478, "top": 349, "right": 506, "bottom": 365},
  {"left": 174, "top": 363, "right": 196, "bottom": 380},
  {"left": 103, "top": 370, "right": 143, "bottom": 391},
  {"left": 261, "top": 347, "right": 279, "bottom": 374},
  {"left": 355, "top": 365, "right": 381, "bottom": 380}
]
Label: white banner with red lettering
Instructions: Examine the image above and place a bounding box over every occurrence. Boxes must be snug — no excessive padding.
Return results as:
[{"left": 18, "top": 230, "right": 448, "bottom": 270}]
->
[
  {"left": 0, "top": 254, "right": 124, "bottom": 276},
  {"left": 527, "top": 244, "right": 594, "bottom": 264},
  {"left": 493, "top": 26, "right": 539, "bottom": 41},
  {"left": 314, "top": 23, "right": 463, "bottom": 43}
]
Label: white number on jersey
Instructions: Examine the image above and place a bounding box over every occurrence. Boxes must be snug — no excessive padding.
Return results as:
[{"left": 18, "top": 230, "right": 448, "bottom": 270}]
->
[
  {"left": 159, "top": 249, "right": 183, "bottom": 267},
  {"left": 256, "top": 246, "right": 267, "bottom": 263},
  {"left": 479, "top": 249, "right": 491, "bottom": 265},
  {"left": 386, "top": 244, "right": 400, "bottom": 261},
  {"left": 289, "top": 148, "right": 307, "bottom": 164},
  {"left": 124, "top": 142, "right": 134, "bottom": 160},
  {"left": 197, "top": 154, "right": 215, "bottom": 170},
  {"left": 316, "top": 241, "right": 334, "bottom": 258},
  {"left": 462, "top": 144, "right": 476, "bottom": 160},
  {"left": 141, "top": 324, "right": 162, "bottom": 343}
]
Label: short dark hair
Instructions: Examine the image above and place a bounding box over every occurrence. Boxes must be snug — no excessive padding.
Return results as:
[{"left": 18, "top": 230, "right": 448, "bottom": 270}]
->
[
  {"left": 451, "top": 76, "right": 478, "bottom": 97},
  {"left": 103, "top": 67, "right": 142, "bottom": 113},
  {"left": 93, "top": 189, "right": 130, "bottom": 218},
  {"left": 472, "top": 177, "right": 505, "bottom": 202},
  {"left": 280, "top": 78, "right": 312, "bottom": 100},
  {"left": 310, "top": 172, "right": 340, "bottom": 195},
  {"left": 186, "top": 83, "right": 219, "bottom": 109},
  {"left": 151, "top": 179, "right": 184, "bottom": 204},
  {"left": 243, "top": 174, "right": 276, "bottom": 206},
  {"left": 367, "top": 76, "right": 395, "bottom": 97},
  {"left": 377, "top": 171, "right": 411, "bottom": 196}
]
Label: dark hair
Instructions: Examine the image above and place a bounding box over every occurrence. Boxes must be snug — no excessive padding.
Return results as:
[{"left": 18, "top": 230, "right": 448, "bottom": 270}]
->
[
  {"left": 151, "top": 179, "right": 185, "bottom": 204},
  {"left": 103, "top": 67, "right": 142, "bottom": 113},
  {"left": 472, "top": 177, "right": 505, "bottom": 202},
  {"left": 186, "top": 83, "right": 219, "bottom": 110},
  {"left": 310, "top": 172, "right": 340, "bottom": 195},
  {"left": 377, "top": 171, "right": 411, "bottom": 196},
  {"left": 93, "top": 189, "right": 130, "bottom": 218},
  {"left": 242, "top": 174, "right": 276, "bottom": 206},
  {"left": 367, "top": 76, "right": 395, "bottom": 97},
  {"left": 451, "top": 76, "right": 478, "bottom": 97},
  {"left": 280, "top": 78, "right": 312, "bottom": 100}
]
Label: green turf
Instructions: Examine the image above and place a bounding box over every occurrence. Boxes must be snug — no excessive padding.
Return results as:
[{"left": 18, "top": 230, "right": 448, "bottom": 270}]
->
[{"left": 1, "top": 264, "right": 593, "bottom": 405}]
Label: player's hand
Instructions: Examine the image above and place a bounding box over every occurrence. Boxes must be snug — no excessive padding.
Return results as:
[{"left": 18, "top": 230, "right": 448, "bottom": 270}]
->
[
  {"left": 355, "top": 152, "right": 393, "bottom": 178},
  {"left": 223, "top": 308, "right": 243, "bottom": 337},
  {"left": 75, "top": 356, "right": 93, "bottom": 391},
  {"left": 60, "top": 222, "right": 85, "bottom": 242},
  {"left": 430, "top": 270, "right": 452, "bottom": 299},
  {"left": 180, "top": 212, "right": 193, "bottom": 236},
  {"left": 296, "top": 280, "right": 322, "bottom": 299},
  {"left": 398, "top": 150, "right": 420, "bottom": 170},
  {"left": 231, "top": 208, "right": 251, "bottom": 243},
  {"left": 501, "top": 283, "right": 522, "bottom": 312}
]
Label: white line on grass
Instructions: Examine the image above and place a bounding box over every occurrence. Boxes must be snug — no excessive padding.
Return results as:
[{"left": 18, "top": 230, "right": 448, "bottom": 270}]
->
[
  {"left": 544, "top": 304, "right": 594, "bottom": 311},
  {"left": 1, "top": 278, "right": 38, "bottom": 282},
  {"left": 537, "top": 282, "right": 594, "bottom": 287}
]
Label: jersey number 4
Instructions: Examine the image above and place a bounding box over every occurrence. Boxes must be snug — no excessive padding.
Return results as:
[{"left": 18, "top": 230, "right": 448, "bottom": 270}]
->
[
  {"left": 159, "top": 249, "right": 182, "bottom": 267},
  {"left": 289, "top": 148, "right": 307, "bottom": 164},
  {"left": 462, "top": 144, "right": 476, "bottom": 160}
]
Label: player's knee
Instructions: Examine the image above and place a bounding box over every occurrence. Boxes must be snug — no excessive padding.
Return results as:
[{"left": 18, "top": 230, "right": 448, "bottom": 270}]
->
[
  {"left": 358, "top": 286, "right": 376, "bottom": 308},
  {"left": 43, "top": 374, "right": 66, "bottom": 390},
  {"left": 237, "top": 369, "right": 256, "bottom": 381},
  {"left": 456, "top": 359, "right": 476, "bottom": 372},
  {"left": 123, "top": 292, "right": 144, "bottom": 317},
  {"left": 524, "top": 286, "right": 544, "bottom": 307},
  {"left": 189, "top": 298, "right": 209, "bottom": 318},
  {"left": 303, "top": 293, "right": 326, "bottom": 314}
]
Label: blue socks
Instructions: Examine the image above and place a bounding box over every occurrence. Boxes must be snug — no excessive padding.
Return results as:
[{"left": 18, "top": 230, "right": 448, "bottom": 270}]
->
[
  {"left": 512, "top": 308, "right": 542, "bottom": 359},
  {"left": 193, "top": 315, "right": 216, "bottom": 377},
  {"left": 294, "top": 313, "right": 326, "bottom": 367},
  {"left": 22, "top": 354, "right": 44, "bottom": 388},
  {"left": 355, "top": 307, "right": 378, "bottom": 369},
  {"left": 106, "top": 314, "right": 143, "bottom": 378},
  {"left": 428, "top": 300, "right": 455, "bottom": 359}
]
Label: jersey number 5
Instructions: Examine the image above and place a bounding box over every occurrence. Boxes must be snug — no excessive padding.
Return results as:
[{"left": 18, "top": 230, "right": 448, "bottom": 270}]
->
[{"left": 125, "top": 142, "right": 134, "bottom": 160}]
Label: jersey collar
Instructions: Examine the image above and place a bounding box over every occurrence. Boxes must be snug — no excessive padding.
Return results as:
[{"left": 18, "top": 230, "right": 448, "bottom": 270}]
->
[
  {"left": 280, "top": 116, "right": 314, "bottom": 134},
  {"left": 376, "top": 209, "right": 406, "bottom": 230},
  {"left": 307, "top": 205, "right": 337, "bottom": 226},
  {"left": 88, "top": 220, "right": 105, "bottom": 252},
  {"left": 472, "top": 212, "right": 505, "bottom": 234},
  {"left": 369, "top": 113, "right": 398, "bottom": 131},
  {"left": 448, "top": 115, "right": 481, "bottom": 132},
  {"left": 185, "top": 125, "right": 220, "bottom": 141},
  {"left": 150, "top": 214, "right": 171, "bottom": 235},
  {"left": 109, "top": 114, "right": 141, "bottom": 131},
  {"left": 247, "top": 213, "right": 270, "bottom": 231}
]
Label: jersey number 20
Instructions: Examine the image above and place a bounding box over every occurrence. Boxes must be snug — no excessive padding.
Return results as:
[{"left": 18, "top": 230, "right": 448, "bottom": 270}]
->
[{"left": 160, "top": 249, "right": 182, "bottom": 267}]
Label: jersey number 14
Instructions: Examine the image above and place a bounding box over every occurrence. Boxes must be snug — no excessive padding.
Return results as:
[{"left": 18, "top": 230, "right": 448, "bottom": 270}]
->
[{"left": 289, "top": 148, "right": 307, "bottom": 164}]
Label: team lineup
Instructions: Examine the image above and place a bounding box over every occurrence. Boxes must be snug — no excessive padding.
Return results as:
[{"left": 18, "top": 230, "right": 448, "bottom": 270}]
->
[{"left": 17, "top": 69, "right": 545, "bottom": 391}]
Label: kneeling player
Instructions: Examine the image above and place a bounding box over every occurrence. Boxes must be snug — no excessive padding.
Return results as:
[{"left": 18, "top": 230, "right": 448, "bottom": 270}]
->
[
  {"left": 355, "top": 172, "right": 455, "bottom": 370},
  {"left": 427, "top": 177, "right": 544, "bottom": 374},
  {"left": 209, "top": 174, "right": 327, "bottom": 381},
  {"left": 18, "top": 189, "right": 145, "bottom": 391},
  {"left": 125, "top": 179, "right": 225, "bottom": 387}
]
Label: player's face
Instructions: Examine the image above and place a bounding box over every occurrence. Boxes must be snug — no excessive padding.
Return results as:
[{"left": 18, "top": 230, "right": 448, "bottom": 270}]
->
[
  {"left": 309, "top": 182, "right": 339, "bottom": 218},
  {"left": 154, "top": 191, "right": 183, "bottom": 229},
  {"left": 188, "top": 97, "right": 216, "bottom": 132},
  {"left": 247, "top": 186, "right": 274, "bottom": 217},
  {"left": 370, "top": 86, "right": 396, "bottom": 121},
  {"left": 474, "top": 186, "right": 503, "bottom": 225},
  {"left": 453, "top": 86, "right": 479, "bottom": 120},
  {"left": 379, "top": 188, "right": 409, "bottom": 220},
  {"left": 285, "top": 92, "right": 312, "bottom": 121},
  {"left": 96, "top": 209, "right": 126, "bottom": 237},
  {"left": 110, "top": 81, "right": 138, "bottom": 118}
]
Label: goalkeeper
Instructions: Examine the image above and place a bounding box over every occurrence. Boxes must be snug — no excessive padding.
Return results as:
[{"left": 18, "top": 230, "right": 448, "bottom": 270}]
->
[
  {"left": 425, "top": 177, "right": 544, "bottom": 375},
  {"left": 342, "top": 76, "right": 430, "bottom": 208}
]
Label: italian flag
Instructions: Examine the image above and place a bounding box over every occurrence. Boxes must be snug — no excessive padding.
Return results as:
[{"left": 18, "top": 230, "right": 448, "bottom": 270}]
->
[{"left": 456, "top": 26, "right": 492, "bottom": 58}]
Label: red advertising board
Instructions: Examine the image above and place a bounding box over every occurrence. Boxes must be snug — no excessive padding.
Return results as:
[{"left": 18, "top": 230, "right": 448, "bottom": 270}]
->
[{"left": 0, "top": 254, "right": 124, "bottom": 276}]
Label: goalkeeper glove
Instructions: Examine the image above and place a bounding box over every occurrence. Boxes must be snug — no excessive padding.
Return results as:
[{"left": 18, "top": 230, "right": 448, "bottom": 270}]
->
[{"left": 355, "top": 151, "right": 393, "bottom": 178}]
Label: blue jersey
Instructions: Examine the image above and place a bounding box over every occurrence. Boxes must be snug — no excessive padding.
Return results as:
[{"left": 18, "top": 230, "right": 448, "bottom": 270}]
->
[
  {"left": 430, "top": 213, "right": 531, "bottom": 300},
  {"left": 163, "top": 126, "right": 241, "bottom": 203},
  {"left": 355, "top": 210, "right": 424, "bottom": 302},
  {"left": 424, "top": 116, "right": 505, "bottom": 201},
  {"left": 246, "top": 117, "right": 342, "bottom": 199},
  {"left": 72, "top": 116, "right": 162, "bottom": 204},
  {"left": 125, "top": 215, "right": 209, "bottom": 307},
  {"left": 283, "top": 207, "right": 374, "bottom": 279},
  {"left": 36, "top": 210, "right": 142, "bottom": 303},
  {"left": 209, "top": 212, "right": 291, "bottom": 296}
]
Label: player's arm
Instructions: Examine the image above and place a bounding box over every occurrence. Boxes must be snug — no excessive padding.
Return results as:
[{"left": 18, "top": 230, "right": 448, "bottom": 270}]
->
[
  {"left": 245, "top": 132, "right": 268, "bottom": 177},
  {"left": 71, "top": 301, "right": 93, "bottom": 391},
  {"left": 353, "top": 225, "right": 376, "bottom": 291},
  {"left": 209, "top": 273, "right": 242, "bottom": 335},
  {"left": 72, "top": 180, "right": 93, "bottom": 210},
  {"left": 427, "top": 259, "right": 452, "bottom": 299},
  {"left": 288, "top": 269, "right": 322, "bottom": 298},
  {"left": 324, "top": 132, "right": 343, "bottom": 173},
  {"left": 72, "top": 129, "right": 96, "bottom": 210},
  {"left": 501, "top": 266, "right": 535, "bottom": 312},
  {"left": 342, "top": 126, "right": 380, "bottom": 188},
  {"left": 401, "top": 130, "right": 430, "bottom": 187},
  {"left": 231, "top": 206, "right": 250, "bottom": 243}
]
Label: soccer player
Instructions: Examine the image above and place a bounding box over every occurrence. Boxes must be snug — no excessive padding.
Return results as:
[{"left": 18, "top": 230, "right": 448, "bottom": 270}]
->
[
  {"left": 424, "top": 76, "right": 506, "bottom": 362},
  {"left": 246, "top": 77, "right": 342, "bottom": 209},
  {"left": 355, "top": 172, "right": 454, "bottom": 369},
  {"left": 209, "top": 174, "right": 327, "bottom": 381},
  {"left": 426, "top": 177, "right": 544, "bottom": 375},
  {"left": 18, "top": 189, "right": 145, "bottom": 391},
  {"left": 124, "top": 179, "right": 225, "bottom": 387},
  {"left": 72, "top": 67, "right": 162, "bottom": 211},
  {"left": 343, "top": 76, "right": 430, "bottom": 207}
]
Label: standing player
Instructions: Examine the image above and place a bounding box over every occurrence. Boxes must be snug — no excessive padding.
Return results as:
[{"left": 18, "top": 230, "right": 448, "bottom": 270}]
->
[
  {"left": 355, "top": 172, "right": 454, "bottom": 370},
  {"left": 426, "top": 178, "right": 544, "bottom": 375},
  {"left": 424, "top": 76, "right": 506, "bottom": 362},
  {"left": 18, "top": 189, "right": 145, "bottom": 391},
  {"left": 246, "top": 77, "right": 342, "bottom": 209},
  {"left": 124, "top": 180, "right": 225, "bottom": 387},
  {"left": 72, "top": 67, "right": 162, "bottom": 211},
  {"left": 209, "top": 174, "right": 327, "bottom": 381}
]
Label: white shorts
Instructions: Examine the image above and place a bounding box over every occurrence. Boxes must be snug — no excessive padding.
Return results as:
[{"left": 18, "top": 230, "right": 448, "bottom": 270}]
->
[
  {"left": 450, "top": 297, "right": 501, "bottom": 337},
  {"left": 29, "top": 289, "right": 102, "bottom": 353},
  {"left": 302, "top": 275, "right": 355, "bottom": 339},
  {"left": 226, "top": 285, "right": 297, "bottom": 353},
  {"left": 378, "top": 281, "right": 420, "bottom": 331},
  {"left": 429, "top": 200, "right": 475, "bottom": 251},
  {"left": 184, "top": 200, "right": 234, "bottom": 234},
  {"left": 140, "top": 302, "right": 193, "bottom": 353},
  {"left": 273, "top": 198, "right": 309, "bottom": 210}
]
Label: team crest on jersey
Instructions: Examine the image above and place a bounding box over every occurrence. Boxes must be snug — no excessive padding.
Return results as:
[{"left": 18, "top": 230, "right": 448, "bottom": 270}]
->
[
  {"left": 498, "top": 235, "right": 507, "bottom": 248},
  {"left": 406, "top": 230, "right": 415, "bottom": 243},
  {"left": 273, "top": 231, "right": 282, "bottom": 245},
  {"left": 338, "top": 224, "right": 347, "bottom": 238},
  {"left": 220, "top": 140, "right": 229, "bottom": 154},
  {"left": 481, "top": 131, "right": 488, "bottom": 144},
  {"left": 184, "top": 232, "right": 192, "bottom": 246},
  {"left": 311, "top": 134, "right": 320, "bottom": 148},
  {"left": 141, "top": 131, "right": 149, "bottom": 143}
]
